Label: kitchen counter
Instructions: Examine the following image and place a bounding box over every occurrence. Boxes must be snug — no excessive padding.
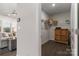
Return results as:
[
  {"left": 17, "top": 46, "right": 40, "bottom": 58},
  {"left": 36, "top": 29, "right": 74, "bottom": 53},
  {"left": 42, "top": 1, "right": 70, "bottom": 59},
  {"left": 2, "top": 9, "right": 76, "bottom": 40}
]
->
[{"left": 0, "top": 36, "right": 16, "bottom": 51}]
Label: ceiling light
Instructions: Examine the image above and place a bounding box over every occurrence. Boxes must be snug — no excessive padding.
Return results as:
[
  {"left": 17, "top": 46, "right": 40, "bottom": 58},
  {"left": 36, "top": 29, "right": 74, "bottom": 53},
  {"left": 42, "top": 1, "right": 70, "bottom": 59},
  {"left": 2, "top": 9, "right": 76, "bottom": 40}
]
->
[
  {"left": 52, "top": 4, "right": 55, "bottom": 7},
  {"left": 8, "top": 10, "right": 17, "bottom": 16}
]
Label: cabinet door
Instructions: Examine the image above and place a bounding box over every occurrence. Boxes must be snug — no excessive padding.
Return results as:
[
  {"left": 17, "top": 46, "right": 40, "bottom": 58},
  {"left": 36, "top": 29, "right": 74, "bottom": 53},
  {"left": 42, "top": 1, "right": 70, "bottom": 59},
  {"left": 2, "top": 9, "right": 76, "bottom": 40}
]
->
[{"left": 55, "top": 30, "right": 61, "bottom": 35}]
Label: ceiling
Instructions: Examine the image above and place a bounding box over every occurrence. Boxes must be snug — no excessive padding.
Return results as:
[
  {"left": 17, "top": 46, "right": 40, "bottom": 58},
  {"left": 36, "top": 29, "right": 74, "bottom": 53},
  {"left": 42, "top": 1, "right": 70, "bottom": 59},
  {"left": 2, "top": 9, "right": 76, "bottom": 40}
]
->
[
  {"left": 42, "top": 3, "right": 71, "bottom": 16},
  {"left": 0, "top": 3, "right": 71, "bottom": 17},
  {"left": 0, "top": 3, "right": 17, "bottom": 18}
]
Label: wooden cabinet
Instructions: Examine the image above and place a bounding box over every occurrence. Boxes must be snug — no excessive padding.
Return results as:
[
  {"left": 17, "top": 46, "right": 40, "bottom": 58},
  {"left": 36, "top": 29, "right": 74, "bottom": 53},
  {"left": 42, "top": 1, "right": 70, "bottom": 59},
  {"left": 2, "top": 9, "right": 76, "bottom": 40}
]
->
[{"left": 55, "top": 28, "right": 69, "bottom": 44}]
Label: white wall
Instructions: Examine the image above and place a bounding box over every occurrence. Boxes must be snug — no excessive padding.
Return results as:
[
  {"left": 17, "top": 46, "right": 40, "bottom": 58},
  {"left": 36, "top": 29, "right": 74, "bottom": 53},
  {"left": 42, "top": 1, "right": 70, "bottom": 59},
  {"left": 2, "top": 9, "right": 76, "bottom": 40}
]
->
[
  {"left": 17, "top": 3, "right": 41, "bottom": 56},
  {"left": 41, "top": 10, "right": 49, "bottom": 44},
  {"left": 41, "top": 11, "right": 49, "bottom": 21},
  {"left": 52, "top": 12, "right": 70, "bottom": 29},
  {"left": 49, "top": 12, "right": 71, "bottom": 40}
]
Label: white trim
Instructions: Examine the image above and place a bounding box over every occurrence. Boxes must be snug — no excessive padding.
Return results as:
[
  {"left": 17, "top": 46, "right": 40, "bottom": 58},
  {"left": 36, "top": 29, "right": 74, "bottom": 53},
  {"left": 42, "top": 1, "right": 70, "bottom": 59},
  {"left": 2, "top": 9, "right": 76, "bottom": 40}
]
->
[{"left": 71, "top": 3, "right": 78, "bottom": 56}]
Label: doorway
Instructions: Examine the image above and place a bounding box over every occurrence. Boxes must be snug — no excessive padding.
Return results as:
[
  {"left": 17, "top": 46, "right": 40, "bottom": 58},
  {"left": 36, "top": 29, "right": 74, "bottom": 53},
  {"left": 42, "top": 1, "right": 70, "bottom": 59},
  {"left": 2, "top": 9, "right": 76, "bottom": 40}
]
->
[
  {"left": 0, "top": 3, "right": 17, "bottom": 56},
  {"left": 41, "top": 3, "right": 72, "bottom": 56}
]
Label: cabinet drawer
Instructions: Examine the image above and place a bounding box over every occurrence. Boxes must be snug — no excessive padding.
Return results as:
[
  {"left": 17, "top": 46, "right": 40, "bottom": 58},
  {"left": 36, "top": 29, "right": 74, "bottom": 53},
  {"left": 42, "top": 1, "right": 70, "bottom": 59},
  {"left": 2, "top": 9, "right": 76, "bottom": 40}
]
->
[
  {"left": 61, "top": 30, "right": 68, "bottom": 35},
  {"left": 61, "top": 36, "right": 68, "bottom": 41},
  {"left": 55, "top": 30, "right": 61, "bottom": 35},
  {"left": 55, "top": 36, "right": 60, "bottom": 40}
]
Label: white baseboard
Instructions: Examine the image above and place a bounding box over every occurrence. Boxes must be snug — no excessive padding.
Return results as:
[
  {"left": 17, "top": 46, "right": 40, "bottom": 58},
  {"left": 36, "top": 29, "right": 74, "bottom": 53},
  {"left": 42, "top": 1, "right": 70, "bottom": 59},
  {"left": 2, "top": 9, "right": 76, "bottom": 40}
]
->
[{"left": 42, "top": 40, "right": 49, "bottom": 45}]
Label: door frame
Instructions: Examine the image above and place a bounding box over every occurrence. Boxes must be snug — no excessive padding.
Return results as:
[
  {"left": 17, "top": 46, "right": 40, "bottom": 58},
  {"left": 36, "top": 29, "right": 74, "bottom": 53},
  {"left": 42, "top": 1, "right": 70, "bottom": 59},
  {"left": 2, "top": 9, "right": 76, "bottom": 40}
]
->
[{"left": 70, "top": 3, "right": 78, "bottom": 56}]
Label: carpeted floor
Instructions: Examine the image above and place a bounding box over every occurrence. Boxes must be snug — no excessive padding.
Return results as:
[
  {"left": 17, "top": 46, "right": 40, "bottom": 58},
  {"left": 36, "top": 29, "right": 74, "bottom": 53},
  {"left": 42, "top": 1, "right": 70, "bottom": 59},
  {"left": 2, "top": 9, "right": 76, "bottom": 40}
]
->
[{"left": 42, "top": 40, "right": 72, "bottom": 56}]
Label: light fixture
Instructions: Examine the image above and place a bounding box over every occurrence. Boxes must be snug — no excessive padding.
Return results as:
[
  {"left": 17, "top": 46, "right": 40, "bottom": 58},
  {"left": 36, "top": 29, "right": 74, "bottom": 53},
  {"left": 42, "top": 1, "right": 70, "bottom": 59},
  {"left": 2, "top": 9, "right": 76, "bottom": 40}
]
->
[
  {"left": 8, "top": 10, "right": 17, "bottom": 16},
  {"left": 52, "top": 4, "right": 55, "bottom": 7}
]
